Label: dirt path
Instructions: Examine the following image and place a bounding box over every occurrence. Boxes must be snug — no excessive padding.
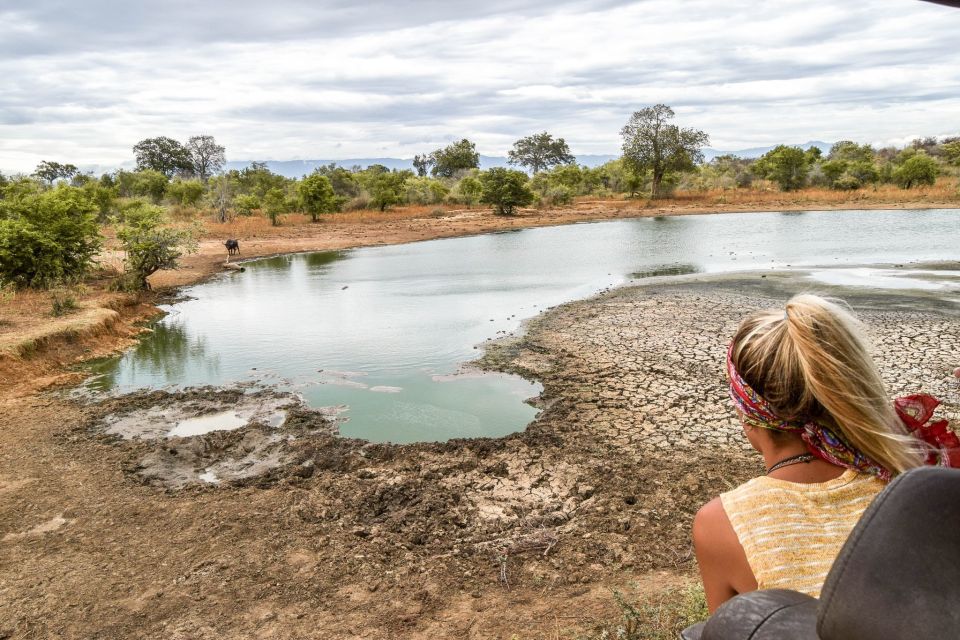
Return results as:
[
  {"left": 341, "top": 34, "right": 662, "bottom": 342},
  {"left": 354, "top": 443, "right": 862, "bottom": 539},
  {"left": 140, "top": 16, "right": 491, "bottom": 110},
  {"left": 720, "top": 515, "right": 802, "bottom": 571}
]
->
[{"left": 2, "top": 266, "right": 958, "bottom": 638}]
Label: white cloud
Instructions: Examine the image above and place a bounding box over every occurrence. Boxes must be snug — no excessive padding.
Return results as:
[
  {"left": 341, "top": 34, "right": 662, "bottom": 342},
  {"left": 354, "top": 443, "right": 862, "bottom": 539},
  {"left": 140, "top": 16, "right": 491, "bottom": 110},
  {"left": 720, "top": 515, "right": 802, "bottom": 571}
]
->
[{"left": 1, "top": 0, "right": 959, "bottom": 172}]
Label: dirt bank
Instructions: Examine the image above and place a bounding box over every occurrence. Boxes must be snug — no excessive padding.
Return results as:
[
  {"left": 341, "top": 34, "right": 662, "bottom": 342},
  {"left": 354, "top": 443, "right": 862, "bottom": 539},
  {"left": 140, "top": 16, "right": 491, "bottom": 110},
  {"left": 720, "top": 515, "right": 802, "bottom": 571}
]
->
[{"left": 2, "top": 268, "right": 958, "bottom": 638}]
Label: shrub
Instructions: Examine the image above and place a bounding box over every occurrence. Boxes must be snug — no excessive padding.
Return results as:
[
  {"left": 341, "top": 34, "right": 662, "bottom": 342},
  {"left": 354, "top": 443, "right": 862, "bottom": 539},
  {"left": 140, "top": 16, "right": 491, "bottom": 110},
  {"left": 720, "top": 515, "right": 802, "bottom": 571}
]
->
[
  {"left": 342, "top": 195, "right": 370, "bottom": 211},
  {"left": 479, "top": 168, "right": 534, "bottom": 215},
  {"left": 0, "top": 185, "right": 102, "bottom": 288},
  {"left": 404, "top": 176, "right": 449, "bottom": 205},
  {"left": 367, "top": 172, "right": 407, "bottom": 211},
  {"left": 543, "top": 185, "right": 574, "bottom": 206},
  {"left": 754, "top": 145, "right": 808, "bottom": 191},
  {"left": 833, "top": 173, "right": 862, "bottom": 190},
  {"left": 233, "top": 194, "right": 261, "bottom": 216},
  {"left": 114, "top": 202, "right": 198, "bottom": 291},
  {"left": 131, "top": 169, "right": 169, "bottom": 203},
  {"left": 893, "top": 154, "right": 938, "bottom": 189},
  {"left": 297, "top": 173, "right": 339, "bottom": 221},
  {"left": 50, "top": 289, "right": 78, "bottom": 316},
  {"left": 166, "top": 179, "right": 205, "bottom": 207},
  {"left": 452, "top": 175, "right": 483, "bottom": 205},
  {"left": 262, "top": 188, "right": 288, "bottom": 226}
]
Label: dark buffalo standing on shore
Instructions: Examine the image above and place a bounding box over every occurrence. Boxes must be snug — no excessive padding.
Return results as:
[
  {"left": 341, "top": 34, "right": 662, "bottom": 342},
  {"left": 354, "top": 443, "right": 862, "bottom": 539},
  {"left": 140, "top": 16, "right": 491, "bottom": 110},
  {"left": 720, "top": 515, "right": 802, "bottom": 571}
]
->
[{"left": 225, "top": 239, "right": 240, "bottom": 256}]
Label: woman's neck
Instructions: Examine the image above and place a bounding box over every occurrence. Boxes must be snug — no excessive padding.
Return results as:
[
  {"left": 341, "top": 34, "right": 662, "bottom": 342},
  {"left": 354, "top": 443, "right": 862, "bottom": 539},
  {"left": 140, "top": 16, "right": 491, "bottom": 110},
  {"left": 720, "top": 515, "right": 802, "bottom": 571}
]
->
[{"left": 763, "top": 446, "right": 846, "bottom": 482}]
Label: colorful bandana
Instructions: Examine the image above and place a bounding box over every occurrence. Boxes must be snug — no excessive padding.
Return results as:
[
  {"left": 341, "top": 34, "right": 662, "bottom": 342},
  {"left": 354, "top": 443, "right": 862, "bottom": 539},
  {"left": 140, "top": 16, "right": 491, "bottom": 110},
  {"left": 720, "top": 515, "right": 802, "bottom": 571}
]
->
[
  {"left": 728, "top": 343, "right": 957, "bottom": 482},
  {"left": 727, "top": 344, "right": 959, "bottom": 479},
  {"left": 894, "top": 394, "right": 960, "bottom": 469}
]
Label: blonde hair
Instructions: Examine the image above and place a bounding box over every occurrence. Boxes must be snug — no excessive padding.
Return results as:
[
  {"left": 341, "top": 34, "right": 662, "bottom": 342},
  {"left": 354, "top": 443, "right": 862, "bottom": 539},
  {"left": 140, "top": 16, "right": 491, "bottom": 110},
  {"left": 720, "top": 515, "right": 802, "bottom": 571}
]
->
[{"left": 731, "top": 294, "right": 925, "bottom": 476}]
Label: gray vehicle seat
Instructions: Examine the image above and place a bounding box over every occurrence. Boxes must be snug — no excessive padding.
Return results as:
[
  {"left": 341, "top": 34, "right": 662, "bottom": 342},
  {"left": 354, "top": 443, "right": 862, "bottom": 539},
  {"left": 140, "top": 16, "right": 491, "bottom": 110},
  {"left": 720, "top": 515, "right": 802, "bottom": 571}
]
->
[{"left": 682, "top": 466, "right": 960, "bottom": 640}]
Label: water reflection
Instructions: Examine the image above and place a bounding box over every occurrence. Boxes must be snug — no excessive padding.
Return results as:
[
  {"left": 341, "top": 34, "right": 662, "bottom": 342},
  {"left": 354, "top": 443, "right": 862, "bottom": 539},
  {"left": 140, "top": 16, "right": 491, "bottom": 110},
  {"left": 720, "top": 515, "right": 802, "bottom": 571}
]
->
[
  {"left": 87, "top": 321, "right": 217, "bottom": 391},
  {"left": 304, "top": 250, "right": 347, "bottom": 270}
]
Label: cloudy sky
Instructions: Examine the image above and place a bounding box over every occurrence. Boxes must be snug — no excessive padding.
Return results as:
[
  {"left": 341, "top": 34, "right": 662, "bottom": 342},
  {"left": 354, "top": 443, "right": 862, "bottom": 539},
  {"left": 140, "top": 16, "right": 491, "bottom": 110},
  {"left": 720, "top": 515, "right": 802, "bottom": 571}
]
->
[{"left": 1, "top": 0, "right": 959, "bottom": 172}]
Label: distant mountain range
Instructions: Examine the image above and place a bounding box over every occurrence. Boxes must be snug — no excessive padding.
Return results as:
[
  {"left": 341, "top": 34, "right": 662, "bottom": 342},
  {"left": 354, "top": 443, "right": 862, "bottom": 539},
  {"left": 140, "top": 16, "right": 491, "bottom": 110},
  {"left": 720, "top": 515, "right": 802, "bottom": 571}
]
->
[{"left": 223, "top": 142, "right": 833, "bottom": 178}]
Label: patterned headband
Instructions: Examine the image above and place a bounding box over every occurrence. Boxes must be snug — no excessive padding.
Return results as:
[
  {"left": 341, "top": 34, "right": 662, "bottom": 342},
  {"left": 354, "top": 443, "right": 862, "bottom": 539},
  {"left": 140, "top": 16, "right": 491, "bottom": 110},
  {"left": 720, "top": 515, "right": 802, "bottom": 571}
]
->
[{"left": 726, "top": 343, "right": 892, "bottom": 480}]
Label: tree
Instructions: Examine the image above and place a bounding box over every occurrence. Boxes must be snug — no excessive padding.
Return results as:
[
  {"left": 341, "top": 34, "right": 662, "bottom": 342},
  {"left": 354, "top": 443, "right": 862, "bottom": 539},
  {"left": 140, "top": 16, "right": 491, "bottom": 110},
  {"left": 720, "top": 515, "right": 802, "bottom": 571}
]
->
[
  {"left": 114, "top": 202, "right": 197, "bottom": 291},
  {"left": 132, "top": 136, "right": 193, "bottom": 177},
  {"left": 297, "top": 174, "right": 338, "bottom": 221},
  {"left": 620, "top": 105, "right": 709, "bottom": 198},
  {"left": 208, "top": 174, "right": 234, "bottom": 223},
  {"left": 367, "top": 172, "right": 407, "bottom": 211},
  {"left": 262, "top": 187, "right": 288, "bottom": 226},
  {"left": 235, "top": 162, "right": 289, "bottom": 198},
  {"left": 755, "top": 145, "right": 809, "bottom": 191},
  {"left": 479, "top": 168, "right": 534, "bottom": 215},
  {"left": 430, "top": 139, "right": 480, "bottom": 178},
  {"left": 942, "top": 140, "right": 960, "bottom": 166},
  {"left": 314, "top": 164, "right": 360, "bottom": 198},
  {"left": 508, "top": 132, "right": 575, "bottom": 174},
  {"left": 185, "top": 135, "right": 226, "bottom": 180},
  {"left": 412, "top": 154, "right": 432, "bottom": 177},
  {"left": 893, "top": 154, "right": 938, "bottom": 189},
  {"left": 0, "top": 185, "right": 101, "bottom": 288},
  {"left": 32, "top": 161, "right": 79, "bottom": 184}
]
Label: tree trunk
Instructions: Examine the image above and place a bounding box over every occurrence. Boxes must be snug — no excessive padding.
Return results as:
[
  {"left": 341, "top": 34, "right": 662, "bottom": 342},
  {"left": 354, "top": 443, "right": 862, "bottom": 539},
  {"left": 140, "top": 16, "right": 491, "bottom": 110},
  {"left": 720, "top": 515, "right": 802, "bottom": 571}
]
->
[{"left": 651, "top": 171, "right": 663, "bottom": 199}]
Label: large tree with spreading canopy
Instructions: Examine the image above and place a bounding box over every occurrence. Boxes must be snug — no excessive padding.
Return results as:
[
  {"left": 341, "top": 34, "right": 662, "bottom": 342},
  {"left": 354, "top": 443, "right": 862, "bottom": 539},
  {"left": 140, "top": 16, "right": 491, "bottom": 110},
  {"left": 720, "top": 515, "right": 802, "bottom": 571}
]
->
[{"left": 620, "top": 104, "right": 709, "bottom": 198}]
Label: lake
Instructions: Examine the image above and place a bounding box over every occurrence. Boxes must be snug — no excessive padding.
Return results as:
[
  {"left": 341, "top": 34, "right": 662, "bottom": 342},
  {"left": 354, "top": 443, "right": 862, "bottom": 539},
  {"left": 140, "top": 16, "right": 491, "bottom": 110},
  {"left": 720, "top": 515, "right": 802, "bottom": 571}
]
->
[{"left": 87, "top": 209, "right": 960, "bottom": 442}]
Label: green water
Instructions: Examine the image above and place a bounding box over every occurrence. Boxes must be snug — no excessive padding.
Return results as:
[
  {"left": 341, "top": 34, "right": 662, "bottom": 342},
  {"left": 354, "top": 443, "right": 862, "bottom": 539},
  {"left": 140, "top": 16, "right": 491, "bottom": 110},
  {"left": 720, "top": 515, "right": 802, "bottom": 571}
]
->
[{"left": 87, "top": 209, "right": 960, "bottom": 442}]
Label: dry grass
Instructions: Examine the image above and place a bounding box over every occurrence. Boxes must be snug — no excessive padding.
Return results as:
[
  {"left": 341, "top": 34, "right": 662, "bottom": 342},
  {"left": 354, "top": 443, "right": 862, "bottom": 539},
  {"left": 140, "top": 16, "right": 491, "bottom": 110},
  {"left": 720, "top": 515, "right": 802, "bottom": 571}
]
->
[
  {"left": 576, "top": 584, "right": 708, "bottom": 640},
  {"left": 574, "top": 178, "right": 959, "bottom": 211},
  {"left": 0, "top": 288, "right": 60, "bottom": 325},
  {"left": 194, "top": 204, "right": 479, "bottom": 239},
  {"left": 157, "top": 180, "right": 960, "bottom": 239}
]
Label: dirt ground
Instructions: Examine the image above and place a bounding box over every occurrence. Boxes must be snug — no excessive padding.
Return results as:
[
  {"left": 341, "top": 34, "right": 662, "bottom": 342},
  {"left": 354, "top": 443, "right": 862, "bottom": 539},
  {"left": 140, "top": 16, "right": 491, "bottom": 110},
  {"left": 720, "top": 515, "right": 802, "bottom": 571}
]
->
[{"left": 1, "top": 200, "right": 959, "bottom": 639}]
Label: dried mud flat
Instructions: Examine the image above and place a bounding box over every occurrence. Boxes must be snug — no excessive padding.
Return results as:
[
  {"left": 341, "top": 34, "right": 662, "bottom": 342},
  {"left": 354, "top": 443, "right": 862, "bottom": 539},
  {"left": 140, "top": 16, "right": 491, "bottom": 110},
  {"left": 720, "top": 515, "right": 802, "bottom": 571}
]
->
[{"left": 2, "top": 273, "right": 959, "bottom": 639}]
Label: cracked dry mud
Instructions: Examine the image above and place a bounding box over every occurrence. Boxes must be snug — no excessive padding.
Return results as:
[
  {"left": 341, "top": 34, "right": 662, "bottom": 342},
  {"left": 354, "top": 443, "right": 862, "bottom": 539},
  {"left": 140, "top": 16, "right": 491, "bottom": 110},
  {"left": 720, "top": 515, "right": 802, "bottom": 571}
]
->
[{"left": 1, "top": 274, "right": 958, "bottom": 639}]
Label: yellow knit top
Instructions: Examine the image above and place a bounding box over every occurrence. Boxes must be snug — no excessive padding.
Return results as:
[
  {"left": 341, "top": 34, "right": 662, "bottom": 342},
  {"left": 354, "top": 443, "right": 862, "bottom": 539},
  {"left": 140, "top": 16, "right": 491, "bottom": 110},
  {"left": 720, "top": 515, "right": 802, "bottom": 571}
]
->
[{"left": 719, "top": 469, "right": 885, "bottom": 597}]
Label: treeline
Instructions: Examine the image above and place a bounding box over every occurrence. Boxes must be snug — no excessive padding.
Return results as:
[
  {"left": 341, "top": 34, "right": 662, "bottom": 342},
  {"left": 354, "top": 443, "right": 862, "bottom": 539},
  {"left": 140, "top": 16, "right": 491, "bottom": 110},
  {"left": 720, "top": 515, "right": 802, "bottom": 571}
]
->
[{"left": 2, "top": 106, "right": 959, "bottom": 293}]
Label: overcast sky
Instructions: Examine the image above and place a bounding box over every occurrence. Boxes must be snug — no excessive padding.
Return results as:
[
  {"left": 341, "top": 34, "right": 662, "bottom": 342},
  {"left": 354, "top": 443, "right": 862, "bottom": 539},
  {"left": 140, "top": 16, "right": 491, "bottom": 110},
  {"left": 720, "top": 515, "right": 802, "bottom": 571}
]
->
[{"left": 1, "top": 0, "right": 958, "bottom": 172}]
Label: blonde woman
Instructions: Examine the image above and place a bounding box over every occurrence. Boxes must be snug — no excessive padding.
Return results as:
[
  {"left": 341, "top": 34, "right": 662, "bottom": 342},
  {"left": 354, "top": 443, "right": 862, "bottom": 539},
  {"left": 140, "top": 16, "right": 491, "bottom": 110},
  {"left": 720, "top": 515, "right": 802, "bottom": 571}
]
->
[{"left": 693, "top": 294, "right": 958, "bottom": 612}]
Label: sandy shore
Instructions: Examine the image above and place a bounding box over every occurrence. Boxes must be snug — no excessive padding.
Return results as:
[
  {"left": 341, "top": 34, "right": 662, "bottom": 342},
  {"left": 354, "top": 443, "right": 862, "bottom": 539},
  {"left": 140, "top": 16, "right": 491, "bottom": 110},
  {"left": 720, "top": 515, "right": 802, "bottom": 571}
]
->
[{"left": 2, "top": 264, "right": 958, "bottom": 638}]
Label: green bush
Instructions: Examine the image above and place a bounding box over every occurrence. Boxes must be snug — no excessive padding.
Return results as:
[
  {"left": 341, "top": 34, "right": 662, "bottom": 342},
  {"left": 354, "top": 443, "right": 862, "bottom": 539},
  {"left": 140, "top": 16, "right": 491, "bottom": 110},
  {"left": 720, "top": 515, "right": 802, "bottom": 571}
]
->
[
  {"left": 131, "top": 169, "right": 169, "bottom": 203},
  {"left": 262, "top": 188, "right": 289, "bottom": 226},
  {"left": 0, "top": 185, "right": 101, "bottom": 288},
  {"left": 448, "top": 175, "right": 483, "bottom": 205},
  {"left": 114, "top": 202, "right": 197, "bottom": 291},
  {"left": 543, "top": 185, "right": 574, "bottom": 206},
  {"left": 166, "top": 179, "right": 205, "bottom": 207},
  {"left": 479, "top": 168, "right": 534, "bottom": 215},
  {"left": 404, "top": 176, "right": 449, "bottom": 205},
  {"left": 233, "top": 194, "right": 261, "bottom": 216},
  {"left": 893, "top": 154, "right": 938, "bottom": 189},
  {"left": 297, "top": 173, "right": 339, "bottom": 221}
]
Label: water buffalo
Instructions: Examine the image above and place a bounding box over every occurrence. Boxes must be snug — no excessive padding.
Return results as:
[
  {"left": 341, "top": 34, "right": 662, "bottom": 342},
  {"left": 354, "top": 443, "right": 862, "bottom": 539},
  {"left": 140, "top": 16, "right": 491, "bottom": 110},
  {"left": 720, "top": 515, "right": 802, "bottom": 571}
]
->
[{"left": 225, "top": 239, "right": 240, "bottom": 256}]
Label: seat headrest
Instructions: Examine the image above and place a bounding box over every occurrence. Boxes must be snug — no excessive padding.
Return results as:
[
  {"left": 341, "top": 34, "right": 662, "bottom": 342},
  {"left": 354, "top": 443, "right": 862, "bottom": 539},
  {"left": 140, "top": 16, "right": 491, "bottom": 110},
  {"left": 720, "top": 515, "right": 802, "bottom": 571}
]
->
[{"left": 817, "top": 466, "right": 960, "bottom": 640}]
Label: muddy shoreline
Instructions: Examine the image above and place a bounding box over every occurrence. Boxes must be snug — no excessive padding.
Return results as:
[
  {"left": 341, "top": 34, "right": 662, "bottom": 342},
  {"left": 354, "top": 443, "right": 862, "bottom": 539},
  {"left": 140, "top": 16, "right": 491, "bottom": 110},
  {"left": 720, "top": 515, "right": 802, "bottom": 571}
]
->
[{"left": 3, "top": 263, "right": 959, "bottom": 638}]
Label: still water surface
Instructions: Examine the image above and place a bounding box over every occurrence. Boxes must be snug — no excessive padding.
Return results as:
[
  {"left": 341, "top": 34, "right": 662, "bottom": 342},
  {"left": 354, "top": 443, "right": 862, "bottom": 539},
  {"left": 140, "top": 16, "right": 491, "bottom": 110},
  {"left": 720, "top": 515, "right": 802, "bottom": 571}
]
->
[{"left": 88, "top": 209, "right": 960, "bottom": 442}]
